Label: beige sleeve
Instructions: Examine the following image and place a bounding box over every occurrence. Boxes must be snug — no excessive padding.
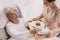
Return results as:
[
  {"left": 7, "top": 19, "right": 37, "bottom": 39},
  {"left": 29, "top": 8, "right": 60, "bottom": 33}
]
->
[{"left": 55, "top": 9, "right": 60, "bottom": 27}]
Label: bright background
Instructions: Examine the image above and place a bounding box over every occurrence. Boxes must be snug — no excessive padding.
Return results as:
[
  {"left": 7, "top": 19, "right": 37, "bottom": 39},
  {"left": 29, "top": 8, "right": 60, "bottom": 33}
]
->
[{"left": 0, "top": 0, "right": 60, "bottom": 21}]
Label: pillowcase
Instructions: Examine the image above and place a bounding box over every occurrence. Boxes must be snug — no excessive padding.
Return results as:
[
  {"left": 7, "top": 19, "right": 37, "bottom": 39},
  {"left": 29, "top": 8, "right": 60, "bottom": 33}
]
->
[{"left": 0, "top": 10, "right": 8, "bottom": 28}]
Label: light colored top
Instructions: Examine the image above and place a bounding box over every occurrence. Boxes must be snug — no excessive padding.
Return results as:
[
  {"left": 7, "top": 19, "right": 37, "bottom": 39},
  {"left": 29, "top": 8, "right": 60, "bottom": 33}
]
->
[
  {"left": 43, "top": 5, "right": 60, "bottom": 30},
  {"left": 6, "top": 18, "right": 35, "bottom": 40},
  {"left": 6, "top": 18, "right": 27, "bottom": 35},
  {"left": 0, "top": 10, "right": 8, "bottom": 28}
]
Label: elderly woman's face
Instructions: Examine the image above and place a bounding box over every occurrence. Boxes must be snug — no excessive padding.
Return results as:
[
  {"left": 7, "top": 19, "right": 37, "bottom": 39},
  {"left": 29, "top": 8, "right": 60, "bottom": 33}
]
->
[
  {"left": 10, "top": 13, "right": 18, "bottom": 22},
  {"left": 7, "top": 13, "right": 19, "bottom": 24},
  {"left": 6, "top": 8, "right": 19, "bottom": 24}
]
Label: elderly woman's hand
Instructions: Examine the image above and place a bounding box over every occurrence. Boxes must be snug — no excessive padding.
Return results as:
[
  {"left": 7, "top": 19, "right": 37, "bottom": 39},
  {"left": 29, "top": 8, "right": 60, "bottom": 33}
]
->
[{"left": 30, "top": 28, "right": 39, "bottom": 34}]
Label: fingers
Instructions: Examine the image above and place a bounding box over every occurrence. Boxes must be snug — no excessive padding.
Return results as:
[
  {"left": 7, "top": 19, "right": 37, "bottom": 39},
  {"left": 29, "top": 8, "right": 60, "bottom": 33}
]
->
[
  {"left": 30, "top": 29, "right": 36, "bottom": 34},
  {"left": 27, "top": 20, "right": 33, "bottom": 22},
  {"left": 33, "top": 18, "right": 38, "bottom": 21}
]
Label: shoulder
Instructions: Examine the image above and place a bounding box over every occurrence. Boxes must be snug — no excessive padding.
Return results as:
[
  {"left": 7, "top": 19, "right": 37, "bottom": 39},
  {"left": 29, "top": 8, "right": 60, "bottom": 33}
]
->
[
  {"left": 6, "top": 21, "right": 13, "bottom": 27},
  {"left": 55, "top": 9, "right": 60, "bottom": 22},
  {"left": 55, "top": 8, "right": 60, "bottom": 17},
  {"left": 56, "top": 7, "right": 60, "bottom": 13},
  {"left": 58, "top": 9, "right": 60, "bottom": 13}
]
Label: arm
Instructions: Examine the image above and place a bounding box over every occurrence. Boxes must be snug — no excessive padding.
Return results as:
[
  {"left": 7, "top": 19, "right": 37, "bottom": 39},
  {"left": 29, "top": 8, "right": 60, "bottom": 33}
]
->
[
  {"left": 50, "top": 27, "right": 60, "bottom": 35},
  {"left": 27, "top": 13, "right": 43, "bottom": 22},
  {"left": 45, "top": 10, "right": 60, "bottom": 36},
  {"left": 33, "top": 13, "right": 43, "bottom": 21},
  {"left": 50, "top": 12, "right": 60, "bottom": 34},
  {"left": 36, "top": 13, "right": 43, "bottom": 20}
]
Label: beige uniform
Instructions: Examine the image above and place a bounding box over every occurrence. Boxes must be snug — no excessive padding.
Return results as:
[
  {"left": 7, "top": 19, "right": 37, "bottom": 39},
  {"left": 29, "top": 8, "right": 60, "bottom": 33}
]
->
[
  {"left": 35, "top": 5, "right": 60, "bottom": 40},
  {"left": 43, "top": 5, "right": 60, "bottom": 30}
]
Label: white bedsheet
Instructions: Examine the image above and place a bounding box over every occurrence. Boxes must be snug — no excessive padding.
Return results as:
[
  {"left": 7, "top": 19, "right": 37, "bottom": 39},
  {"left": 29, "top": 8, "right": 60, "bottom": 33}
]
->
[{"left": 43, "top": 37, "right": 60, "bottom": 40}]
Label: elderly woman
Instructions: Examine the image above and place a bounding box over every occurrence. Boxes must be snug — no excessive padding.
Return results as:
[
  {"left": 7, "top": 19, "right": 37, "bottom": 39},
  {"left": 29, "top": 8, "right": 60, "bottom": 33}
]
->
[{"left": 5, "top": 7, "right": 35, "bottom": 40}]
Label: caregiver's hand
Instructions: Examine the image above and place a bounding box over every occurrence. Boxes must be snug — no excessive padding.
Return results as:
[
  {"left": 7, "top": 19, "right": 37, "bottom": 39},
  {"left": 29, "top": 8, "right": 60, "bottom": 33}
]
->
[
  {"left": 27, "top": 19, "right": 33, "bottom": 23},
  {"left": 27, "top": 18, "right": 39, "bottom": 22},
  {"left": 32, "top": 18, "right": 38, "bottom": 21}
]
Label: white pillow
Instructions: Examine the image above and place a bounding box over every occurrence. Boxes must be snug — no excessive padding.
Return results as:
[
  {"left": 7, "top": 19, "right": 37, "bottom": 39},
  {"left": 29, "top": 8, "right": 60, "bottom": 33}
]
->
[{"left": 0, "top": 10, "right": 8, "bottom": 28}]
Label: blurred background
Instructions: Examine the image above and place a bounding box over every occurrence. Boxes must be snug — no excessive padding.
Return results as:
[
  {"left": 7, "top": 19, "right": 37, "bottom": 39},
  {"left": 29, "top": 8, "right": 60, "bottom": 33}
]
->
[{"left": 0, "top": 0, "right": 60, "bottom": 21}]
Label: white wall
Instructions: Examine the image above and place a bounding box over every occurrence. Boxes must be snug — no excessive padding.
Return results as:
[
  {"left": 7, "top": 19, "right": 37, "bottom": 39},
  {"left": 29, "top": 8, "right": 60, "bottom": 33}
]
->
[
  {"left": 26, "top": 0, "right": 43, "bottom": 19},
  {"left": 55, "top": 0, "right": 60, "bottom": 8},
  {"left": 0, "top": 0, "right": 60, "bottom": 21},
  {"left": 18, "top": 0, "right": 43, "bottom": 21},
  {"left": 0, "top": 0, "right": 43, "bottom": 21}
]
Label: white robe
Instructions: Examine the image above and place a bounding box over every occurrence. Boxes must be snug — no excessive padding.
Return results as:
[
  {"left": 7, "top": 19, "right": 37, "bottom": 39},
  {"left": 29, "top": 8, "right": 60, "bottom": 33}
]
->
[{"left": 6, "top": 18, "right": 35, "bottom": 40}]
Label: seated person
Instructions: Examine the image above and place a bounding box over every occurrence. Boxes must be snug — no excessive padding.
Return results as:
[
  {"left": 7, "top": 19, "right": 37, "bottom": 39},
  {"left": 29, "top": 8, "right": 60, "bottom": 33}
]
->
[
  {"left": 5, "top": 7, "right": 35, "bottom": 40},
  {"left": 29, "top": 0, "right": 60, "bottom": 38}
]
